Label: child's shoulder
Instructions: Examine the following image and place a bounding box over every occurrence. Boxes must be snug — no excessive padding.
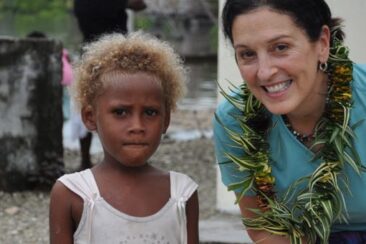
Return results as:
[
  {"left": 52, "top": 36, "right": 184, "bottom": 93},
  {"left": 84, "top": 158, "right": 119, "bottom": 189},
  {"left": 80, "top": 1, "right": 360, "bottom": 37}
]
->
[
  {"left": 56, "top": 169, "right": 98, "bottom": 201},
  {"left": 149, "top": 167, "right": 197, "bottom": 185},
  {"left": 169, "top": 171, "right": 196, "bottom": 183},
  {"left": 58, "top": 169, "right": 92, "bottom": 186},
  {"left": 148, "top": 167, "right": 198, "bottom": 194},
  {"left": 169, "top": 171, "right": 198, "bottom": 199},
  {"left": 150, "top": 168, "right": 196, "bottom": 184}
]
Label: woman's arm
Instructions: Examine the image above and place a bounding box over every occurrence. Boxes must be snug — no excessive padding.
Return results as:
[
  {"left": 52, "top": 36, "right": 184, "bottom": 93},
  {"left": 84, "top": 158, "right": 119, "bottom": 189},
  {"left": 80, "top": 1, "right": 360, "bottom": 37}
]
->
[
  {"left": 186, "top": 191, "right": 199, "bottom": 244},
  {"left": 49, "top": 181, "right": 75, "bottom": 244},
  {"left": 237, "top": 195, "right": 307, "bottom": 244}
]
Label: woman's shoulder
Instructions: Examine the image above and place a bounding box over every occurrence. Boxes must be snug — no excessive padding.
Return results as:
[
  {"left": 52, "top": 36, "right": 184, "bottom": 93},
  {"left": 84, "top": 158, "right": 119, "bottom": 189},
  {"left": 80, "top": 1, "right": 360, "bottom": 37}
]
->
[
  {"left": 214, "top": 92, "right": 244, "bottom": 129},
  {"left": 215, "top": 92, "right": 242, "bottom": 114},
  {"left": 352, "top": 63, "right": 366, "bottom": 90}
]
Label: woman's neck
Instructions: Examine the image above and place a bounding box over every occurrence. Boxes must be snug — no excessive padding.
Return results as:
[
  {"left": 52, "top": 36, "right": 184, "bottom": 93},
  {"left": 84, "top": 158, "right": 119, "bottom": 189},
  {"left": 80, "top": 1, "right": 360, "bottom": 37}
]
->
[
  {"left": 285, "top": 74, "right": 329, "bottom": 136},
  {"left": 285, "top": 110, "right": 324, "bottom": 136}
]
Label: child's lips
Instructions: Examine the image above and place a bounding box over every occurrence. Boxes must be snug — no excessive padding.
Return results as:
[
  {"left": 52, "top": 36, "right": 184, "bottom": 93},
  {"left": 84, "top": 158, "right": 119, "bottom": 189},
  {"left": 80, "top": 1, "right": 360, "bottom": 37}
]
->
[{"left": 123, "top": 142, "right": 148, "bottom": 146}]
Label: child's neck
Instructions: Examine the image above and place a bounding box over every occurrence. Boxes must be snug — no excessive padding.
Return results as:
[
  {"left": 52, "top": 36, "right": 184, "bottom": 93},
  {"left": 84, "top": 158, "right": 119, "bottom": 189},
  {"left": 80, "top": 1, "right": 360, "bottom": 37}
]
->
[{"left": 95, "top": 160, "right": 156, "bottom": 177}]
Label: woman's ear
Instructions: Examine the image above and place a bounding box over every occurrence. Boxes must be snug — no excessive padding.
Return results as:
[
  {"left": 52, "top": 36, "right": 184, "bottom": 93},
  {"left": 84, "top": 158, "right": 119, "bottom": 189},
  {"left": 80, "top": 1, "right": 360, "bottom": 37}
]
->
[
  {"left": 81, "top": 105, "right": 97, "bottom": 131},
  {"left": 318, "top": 25, "right": 331, "bottom": 63}
]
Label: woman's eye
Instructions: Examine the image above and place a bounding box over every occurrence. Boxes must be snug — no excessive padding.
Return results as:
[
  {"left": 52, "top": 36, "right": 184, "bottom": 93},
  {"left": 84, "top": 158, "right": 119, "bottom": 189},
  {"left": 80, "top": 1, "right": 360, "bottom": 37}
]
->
[
  {"left": 238, "top": 50, "right": 255, "bottom": 60},
  {"left": 145, "top": 108, "right": 158, "bottom": 116},
  {"left": 274, "top": 44, "right": 288, "bottom": 52}
]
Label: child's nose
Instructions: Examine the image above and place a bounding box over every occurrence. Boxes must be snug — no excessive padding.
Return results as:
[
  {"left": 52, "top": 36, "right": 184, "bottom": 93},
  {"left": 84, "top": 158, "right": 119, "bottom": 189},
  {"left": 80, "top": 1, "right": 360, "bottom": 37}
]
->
[{"left": 128, "top": 115, "right": 145, "bottom": 133}]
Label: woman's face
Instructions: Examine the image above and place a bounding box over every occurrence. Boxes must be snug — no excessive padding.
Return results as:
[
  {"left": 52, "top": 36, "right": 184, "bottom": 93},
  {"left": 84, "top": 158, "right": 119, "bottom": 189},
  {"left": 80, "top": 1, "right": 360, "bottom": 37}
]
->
[{"left": 232, "top": 7, "right": 330, "bottom": 116}]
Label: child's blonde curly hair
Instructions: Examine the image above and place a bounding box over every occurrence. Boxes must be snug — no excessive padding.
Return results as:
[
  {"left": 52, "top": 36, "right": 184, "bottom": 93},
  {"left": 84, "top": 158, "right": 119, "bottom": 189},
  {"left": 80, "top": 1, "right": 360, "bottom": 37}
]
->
[{"left": 71, "top": 31, "right": 187, "bottom": 111}]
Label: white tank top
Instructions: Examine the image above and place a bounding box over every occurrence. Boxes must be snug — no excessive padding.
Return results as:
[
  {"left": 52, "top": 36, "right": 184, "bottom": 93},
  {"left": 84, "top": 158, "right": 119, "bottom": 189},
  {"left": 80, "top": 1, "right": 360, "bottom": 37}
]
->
[{"left": 58, "top": 169, "right": 198, "bottom": 244}]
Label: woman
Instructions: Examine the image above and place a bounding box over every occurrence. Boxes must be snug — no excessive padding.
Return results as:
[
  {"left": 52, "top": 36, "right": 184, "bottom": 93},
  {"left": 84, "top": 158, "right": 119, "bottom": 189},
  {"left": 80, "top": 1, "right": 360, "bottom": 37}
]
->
[{"left": 213, "top": 0, "right": 366, "bottom": 243}]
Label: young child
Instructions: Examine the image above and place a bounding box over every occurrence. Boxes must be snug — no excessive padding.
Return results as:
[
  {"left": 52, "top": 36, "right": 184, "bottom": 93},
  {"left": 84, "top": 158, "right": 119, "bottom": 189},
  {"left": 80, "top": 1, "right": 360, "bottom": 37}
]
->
[{"left": 49, "top": 31, "right": 199, "bottom": 244}]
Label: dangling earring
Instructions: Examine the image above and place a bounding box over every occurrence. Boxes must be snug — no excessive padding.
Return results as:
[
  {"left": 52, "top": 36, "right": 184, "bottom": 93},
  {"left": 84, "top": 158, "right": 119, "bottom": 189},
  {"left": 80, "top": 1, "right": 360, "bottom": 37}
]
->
[{"left": 319, "top": 62, "right": 328, "bottom": 72}]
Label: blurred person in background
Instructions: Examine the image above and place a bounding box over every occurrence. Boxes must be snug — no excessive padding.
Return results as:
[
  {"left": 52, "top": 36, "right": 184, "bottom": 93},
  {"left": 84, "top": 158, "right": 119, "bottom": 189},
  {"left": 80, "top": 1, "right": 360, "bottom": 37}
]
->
[
  {"left": 72, "top": 0, "right": 146, "bottom": 169},
  {"left": 74, "top": 0, "right": 146, "bottom": 43}
]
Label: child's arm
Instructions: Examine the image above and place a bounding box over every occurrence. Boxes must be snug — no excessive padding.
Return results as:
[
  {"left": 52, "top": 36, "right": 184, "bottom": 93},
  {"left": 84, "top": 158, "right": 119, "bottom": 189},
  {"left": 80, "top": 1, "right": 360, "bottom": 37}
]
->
[
  {"left": 186, "top": 190, "right": 199, "bottom": 244},
  {"left": 49, "top": 181, "right": 75, "bottom": 244}
]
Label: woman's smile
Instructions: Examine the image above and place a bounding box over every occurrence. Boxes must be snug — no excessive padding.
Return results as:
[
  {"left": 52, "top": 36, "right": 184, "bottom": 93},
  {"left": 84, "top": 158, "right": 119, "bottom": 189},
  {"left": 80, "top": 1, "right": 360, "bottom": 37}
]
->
[{"left": 263, "top": 79, "right": 292, "bottom": 94}]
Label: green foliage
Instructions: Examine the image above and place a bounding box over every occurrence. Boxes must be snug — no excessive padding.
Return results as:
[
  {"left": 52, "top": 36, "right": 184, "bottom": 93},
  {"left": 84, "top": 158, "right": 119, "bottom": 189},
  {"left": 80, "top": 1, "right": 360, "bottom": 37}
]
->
[
  {"left": 207, "top": 0, "right": 219, "bottom": 17},
  {"left": 134, "top": 15, "right": 153, "bottom": 31},
  {"left": 0, "top": 0, "right": 81, "bottom": 51},
  {"left": 0, "top": 0, "right": 71, "bottom": 35},
  {"left": 209, "top": 24, "right": 218, "bottom": 52},
  {"left": 0, "top": 0, "right": 73, "bottom": 33},
  {"left": 1, "top": 0, "right": 73, "bottom": 15},
  {"left": 162, "top": 21, "right": 173, "bottom": 37}
]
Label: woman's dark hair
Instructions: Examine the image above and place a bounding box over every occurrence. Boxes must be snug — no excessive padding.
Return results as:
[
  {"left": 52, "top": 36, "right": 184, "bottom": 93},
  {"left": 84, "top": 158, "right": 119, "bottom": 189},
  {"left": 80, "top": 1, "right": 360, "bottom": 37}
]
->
[{"left": 222, "top": 0, "right": 345, "bottom": 45}]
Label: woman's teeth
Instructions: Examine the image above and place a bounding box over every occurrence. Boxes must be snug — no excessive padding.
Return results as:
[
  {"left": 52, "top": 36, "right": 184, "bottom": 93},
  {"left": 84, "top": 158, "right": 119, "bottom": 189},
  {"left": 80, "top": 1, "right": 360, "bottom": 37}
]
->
[{"left": 265, "top": 80, "right": 292, "bottom": 93}]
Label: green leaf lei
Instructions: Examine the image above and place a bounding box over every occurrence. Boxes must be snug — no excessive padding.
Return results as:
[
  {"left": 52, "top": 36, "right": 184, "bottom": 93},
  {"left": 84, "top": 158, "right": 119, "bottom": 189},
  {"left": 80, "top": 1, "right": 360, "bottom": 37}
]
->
[{"left": 217, "top": 26, "right": 366, "bottom": 243}]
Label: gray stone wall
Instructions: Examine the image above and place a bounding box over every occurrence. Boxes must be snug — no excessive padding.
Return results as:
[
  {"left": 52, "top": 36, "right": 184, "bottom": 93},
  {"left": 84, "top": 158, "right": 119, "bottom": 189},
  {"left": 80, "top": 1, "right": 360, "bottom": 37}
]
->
[
  {"left": 0, "top": 37, "right": 64, "bottom": 191},
  {"left": 145, "top": 0, "right": 217, "bottom": 17}
]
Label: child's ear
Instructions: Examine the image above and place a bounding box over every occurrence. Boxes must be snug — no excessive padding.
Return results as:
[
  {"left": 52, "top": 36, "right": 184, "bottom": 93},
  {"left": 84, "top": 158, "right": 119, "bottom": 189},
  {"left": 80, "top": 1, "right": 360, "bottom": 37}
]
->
[
  {"left": 81, "top": 105, "right": 97, "bottom": 131},
  {"left": 163, "top": 110, "right": 171, "bottom": 134}
]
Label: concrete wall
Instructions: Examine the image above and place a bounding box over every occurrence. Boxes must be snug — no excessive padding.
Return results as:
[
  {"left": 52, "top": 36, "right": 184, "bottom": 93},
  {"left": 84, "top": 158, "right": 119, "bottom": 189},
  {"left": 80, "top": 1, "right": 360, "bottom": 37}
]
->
[
  {"left": 327, "top": 0, "right": 366, "bottom": 63},
  {"left": 0, "top": 37, "right": 64, "bottom": 191},
  {"left": 216, "top": 0, "right": 366, "bottom": 213},
  {"left": 145, "top": 0, "right": 212, "bottom": 16}
]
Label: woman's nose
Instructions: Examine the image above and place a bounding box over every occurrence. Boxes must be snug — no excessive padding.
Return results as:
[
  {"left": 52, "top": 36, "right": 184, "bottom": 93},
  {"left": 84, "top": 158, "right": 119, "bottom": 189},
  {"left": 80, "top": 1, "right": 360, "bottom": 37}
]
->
[{"left": 257, "top": 56, "right": 277, "bottom": 82}]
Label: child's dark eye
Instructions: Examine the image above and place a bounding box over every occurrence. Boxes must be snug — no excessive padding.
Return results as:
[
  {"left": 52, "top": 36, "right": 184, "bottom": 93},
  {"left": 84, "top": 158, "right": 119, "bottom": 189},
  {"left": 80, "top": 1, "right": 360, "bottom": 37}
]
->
[
  {"left": 144, "top": 108, "right": 158, "bottom": 116},
  {"left": 113, "top": 108, "right": 127, "bottom": 116}
]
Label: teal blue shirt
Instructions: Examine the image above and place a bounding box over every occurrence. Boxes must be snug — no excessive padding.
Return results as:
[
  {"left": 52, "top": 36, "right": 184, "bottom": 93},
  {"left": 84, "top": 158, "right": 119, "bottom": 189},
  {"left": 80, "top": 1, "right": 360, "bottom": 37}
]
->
[{"left": 213, "top": 64, "right": 366, "bottom": 232}]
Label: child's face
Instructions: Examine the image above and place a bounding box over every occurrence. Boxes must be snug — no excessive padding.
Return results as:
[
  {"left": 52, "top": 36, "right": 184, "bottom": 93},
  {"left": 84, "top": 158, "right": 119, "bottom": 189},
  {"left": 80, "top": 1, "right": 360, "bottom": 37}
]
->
[{"left": 83, "top": 72, "right": 170, "bottom": 167}]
